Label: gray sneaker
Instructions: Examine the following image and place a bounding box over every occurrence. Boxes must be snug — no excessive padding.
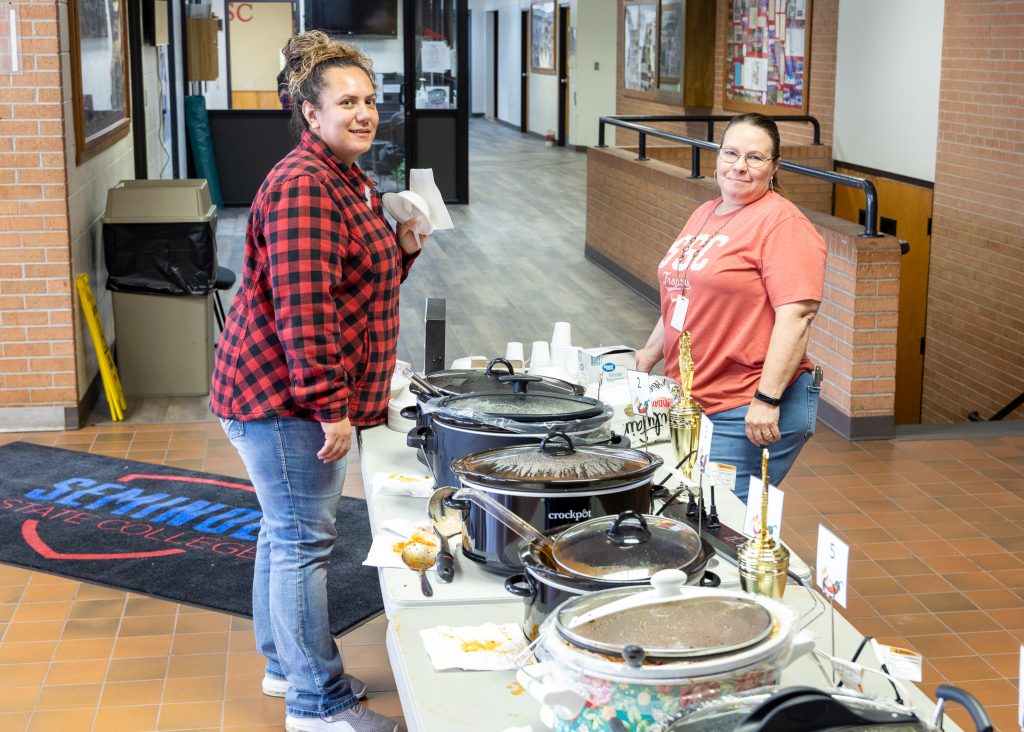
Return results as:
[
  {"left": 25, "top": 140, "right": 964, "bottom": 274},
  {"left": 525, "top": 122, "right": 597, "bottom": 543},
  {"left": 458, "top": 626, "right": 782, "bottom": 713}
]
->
[
  {"left": 263, "top": 673, "right": 368, "bottom": 700},
  {"left": 285, "top": 703, "right": 399, "bottom": 732}
]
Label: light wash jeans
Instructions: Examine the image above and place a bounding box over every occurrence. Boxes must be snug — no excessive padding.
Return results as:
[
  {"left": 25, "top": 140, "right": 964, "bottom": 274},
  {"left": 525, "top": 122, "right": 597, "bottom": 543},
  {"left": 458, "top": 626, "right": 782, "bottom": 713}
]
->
[
  {"left": 707, "top": 370, "right": 820, "bottom": 502},
  {"left": 220, "top": 416, "right": 356, "bottom": 719}
]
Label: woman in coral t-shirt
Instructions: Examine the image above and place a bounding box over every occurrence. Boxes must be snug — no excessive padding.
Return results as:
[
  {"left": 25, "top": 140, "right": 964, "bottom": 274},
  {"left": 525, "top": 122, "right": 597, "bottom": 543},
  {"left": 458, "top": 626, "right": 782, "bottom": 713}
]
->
[{"left": 636, "top": 113, "right": 827, "bottom": 500}]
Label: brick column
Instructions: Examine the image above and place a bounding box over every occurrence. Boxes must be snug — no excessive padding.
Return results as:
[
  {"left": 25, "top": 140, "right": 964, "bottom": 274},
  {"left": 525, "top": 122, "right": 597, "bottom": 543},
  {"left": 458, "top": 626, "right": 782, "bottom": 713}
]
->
[{"left": 0, "top": 0, "right": 77, "bottom": 430}]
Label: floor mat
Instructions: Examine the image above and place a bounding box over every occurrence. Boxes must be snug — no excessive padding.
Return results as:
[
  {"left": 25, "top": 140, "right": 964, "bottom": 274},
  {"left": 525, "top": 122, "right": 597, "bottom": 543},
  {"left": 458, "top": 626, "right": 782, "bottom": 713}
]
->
[{"left": 0, "top": 442, "right": 382, "bottom": 636}]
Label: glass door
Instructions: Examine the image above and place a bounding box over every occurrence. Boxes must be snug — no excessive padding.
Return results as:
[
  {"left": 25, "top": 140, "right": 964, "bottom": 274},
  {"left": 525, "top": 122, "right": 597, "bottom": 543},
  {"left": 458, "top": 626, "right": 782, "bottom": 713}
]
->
[{"left": 403, "top": 0, "right": 468, "bottom": 203}]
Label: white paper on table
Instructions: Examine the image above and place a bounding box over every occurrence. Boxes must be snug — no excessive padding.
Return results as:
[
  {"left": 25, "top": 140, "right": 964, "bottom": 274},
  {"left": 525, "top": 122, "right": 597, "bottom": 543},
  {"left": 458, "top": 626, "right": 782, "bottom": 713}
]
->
[
  {"left": 371, "top": 471, "right": 434, "bottom": 499},
  {"left": 692, "top": 414, "right": 714, "bottom": 481},
  {"left": 870, "top": 640, "right": 922, "bottom": 683},
  {"left": 419, "top": 622, "right": 527, "bottom": 671},
  {"left": 625, "top": 369, "right": 652, "bottom": 419},
  {"left": 816, "top": 524, "right": 850, "bottom": 608},
  {"left": 409, "top": 169, "right": 454, "bottom": 230},
  {"left": 363, "top": 522, "right": 438, "bottom": 570},
  {"left": 743, "top": 478, "right": 784, "bottom": 540},
  {"left": 710, "top": 462, "right": 737, "bottom": 494},
  {"left": 380, "top": 518, "right": 431, "bottom": 539}
]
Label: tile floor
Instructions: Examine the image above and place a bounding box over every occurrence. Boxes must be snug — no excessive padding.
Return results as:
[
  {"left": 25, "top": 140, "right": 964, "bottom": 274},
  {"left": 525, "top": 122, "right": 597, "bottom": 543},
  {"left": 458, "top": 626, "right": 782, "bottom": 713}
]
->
[
  {"left": 1, "top": 424, "right": 1022, "bottom": 730},
  {"left": 0, "top": 426, "right": 401, "bottom": 731}
]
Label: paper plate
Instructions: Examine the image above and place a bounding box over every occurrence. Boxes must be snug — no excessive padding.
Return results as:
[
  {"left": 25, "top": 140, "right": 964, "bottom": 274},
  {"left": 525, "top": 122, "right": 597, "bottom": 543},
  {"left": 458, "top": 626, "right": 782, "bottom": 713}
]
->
[{"left": 382, "top": 190, "right": 433, "bottom": 236}]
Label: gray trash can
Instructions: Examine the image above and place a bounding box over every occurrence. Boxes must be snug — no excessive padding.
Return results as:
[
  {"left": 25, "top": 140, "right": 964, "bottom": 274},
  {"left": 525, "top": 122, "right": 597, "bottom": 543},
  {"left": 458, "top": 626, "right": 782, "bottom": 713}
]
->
[{"left": 101, "top": 180, "right": 218, "bottom": 397}]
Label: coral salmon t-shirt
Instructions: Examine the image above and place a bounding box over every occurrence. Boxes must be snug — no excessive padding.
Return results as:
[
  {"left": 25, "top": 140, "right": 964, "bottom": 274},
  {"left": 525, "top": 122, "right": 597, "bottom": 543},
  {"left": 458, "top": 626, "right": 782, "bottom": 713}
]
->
[{"left": 657, "top": 192, "right": 827, "bottom": 415}]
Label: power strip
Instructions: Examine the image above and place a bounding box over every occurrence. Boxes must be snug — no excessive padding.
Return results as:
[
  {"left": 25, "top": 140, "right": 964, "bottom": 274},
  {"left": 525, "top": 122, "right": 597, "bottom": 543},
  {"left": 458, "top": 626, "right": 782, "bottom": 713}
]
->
[{"left": 660, "top": 502, "right": 747, "bottom": 564}]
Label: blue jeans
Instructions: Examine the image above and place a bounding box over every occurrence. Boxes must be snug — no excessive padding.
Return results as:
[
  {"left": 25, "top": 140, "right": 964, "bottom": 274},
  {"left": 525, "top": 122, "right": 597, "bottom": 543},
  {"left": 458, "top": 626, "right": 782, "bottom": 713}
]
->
[
  {"left": 707, "top": 370, "right": 820, "bottom": 502},
  {"left": 220, "top": 416, "right": 355, "bottom": 719}
]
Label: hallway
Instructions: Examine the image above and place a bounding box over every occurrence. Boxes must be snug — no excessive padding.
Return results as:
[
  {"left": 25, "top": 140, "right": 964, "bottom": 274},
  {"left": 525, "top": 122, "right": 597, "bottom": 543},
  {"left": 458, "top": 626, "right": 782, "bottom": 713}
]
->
[{"left": 0, "top": 119, "right": 1021, "bottom": 731}]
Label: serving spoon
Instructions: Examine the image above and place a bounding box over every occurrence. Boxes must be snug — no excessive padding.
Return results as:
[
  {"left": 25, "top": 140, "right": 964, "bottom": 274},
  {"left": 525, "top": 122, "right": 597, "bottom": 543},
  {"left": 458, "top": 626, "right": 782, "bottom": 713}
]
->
[{"left": 401, "top": 542, "right": 437, "bottom": 597}]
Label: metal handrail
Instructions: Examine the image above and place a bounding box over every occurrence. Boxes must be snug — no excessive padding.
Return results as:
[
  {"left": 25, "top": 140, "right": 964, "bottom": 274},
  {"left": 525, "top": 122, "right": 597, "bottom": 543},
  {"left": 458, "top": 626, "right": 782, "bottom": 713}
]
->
[
  {"left": 597, "top": 115, "right": 881, "bottom": 238},
  {"left": 602, "top": 114, "right": 821, "bottom": 146}
]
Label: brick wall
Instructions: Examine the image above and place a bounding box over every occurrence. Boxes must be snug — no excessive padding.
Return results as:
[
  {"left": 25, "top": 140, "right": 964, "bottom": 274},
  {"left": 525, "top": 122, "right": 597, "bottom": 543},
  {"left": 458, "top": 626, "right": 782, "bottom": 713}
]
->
[
  {"left": 0, "top": 0, "right": 76, "bottom": 430},
  {"left": 923, "top": 0, "right": 1024, "bottom": 422},
  {"left": 0, "top": 0, "right": 136, "bottom": 431},
  {"left": 643, "top": 143, "right": 834, "bottom": 214},
  {"left": 587, "top": 146, "right": 901, "bottom": 432}
]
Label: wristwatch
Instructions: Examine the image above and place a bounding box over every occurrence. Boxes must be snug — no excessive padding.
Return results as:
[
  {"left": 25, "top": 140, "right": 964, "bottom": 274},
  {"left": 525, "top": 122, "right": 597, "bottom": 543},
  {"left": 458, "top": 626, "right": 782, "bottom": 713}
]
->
[{"left": 753, "top": 389, "right": 782, "bottom": 407}]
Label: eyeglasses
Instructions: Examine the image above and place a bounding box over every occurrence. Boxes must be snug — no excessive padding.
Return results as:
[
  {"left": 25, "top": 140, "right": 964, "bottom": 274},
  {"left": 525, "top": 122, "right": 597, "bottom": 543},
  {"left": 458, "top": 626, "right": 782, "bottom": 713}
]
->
[{"left": 718, "top": 148, "right": 775, "bottom": 168}]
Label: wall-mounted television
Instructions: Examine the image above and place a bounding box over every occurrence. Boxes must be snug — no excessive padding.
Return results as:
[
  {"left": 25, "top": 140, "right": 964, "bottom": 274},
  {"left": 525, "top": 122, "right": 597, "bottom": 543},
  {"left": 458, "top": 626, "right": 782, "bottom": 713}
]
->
[{"left": 306, "top": 0, "right": 398, "bottom": 38}]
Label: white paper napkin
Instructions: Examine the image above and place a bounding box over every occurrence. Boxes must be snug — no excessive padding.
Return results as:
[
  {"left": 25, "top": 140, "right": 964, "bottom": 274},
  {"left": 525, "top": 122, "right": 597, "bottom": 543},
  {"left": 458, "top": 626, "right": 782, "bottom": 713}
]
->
[
  {"left": 363, "top": 522, "right": 438, "bottom": 569},
  {"left": 419, "top": 622, "right": 528, "bottom": 671},
  {"left": 371, "top": 471, "right": 434, "bottom": 499},
  {"left": 409, "top": 168, "right": 454, "bottom": 230}
]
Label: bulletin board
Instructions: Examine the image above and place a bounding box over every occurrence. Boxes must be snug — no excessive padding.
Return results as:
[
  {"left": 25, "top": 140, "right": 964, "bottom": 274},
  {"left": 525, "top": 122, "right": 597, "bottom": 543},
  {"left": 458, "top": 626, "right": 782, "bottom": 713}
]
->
[{"left": 723, "top": 0, "right": 811, "bottom": 114}]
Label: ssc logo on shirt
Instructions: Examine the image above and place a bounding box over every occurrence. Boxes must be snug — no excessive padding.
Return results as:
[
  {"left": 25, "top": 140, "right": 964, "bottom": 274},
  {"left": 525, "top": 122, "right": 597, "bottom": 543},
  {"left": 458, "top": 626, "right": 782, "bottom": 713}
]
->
[{"left": 664, "top": 232, "right": 731, "bottom": 273}]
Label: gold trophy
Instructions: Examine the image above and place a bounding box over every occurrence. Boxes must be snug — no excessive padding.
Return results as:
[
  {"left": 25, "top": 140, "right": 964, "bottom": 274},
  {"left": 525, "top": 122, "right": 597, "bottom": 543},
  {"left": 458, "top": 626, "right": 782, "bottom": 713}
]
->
[
  {"left": 668, "top": 331, "right": 703, "bottom": 480},
  {"left": 737, "top": 449, "right": 790, "bottom": 599}
]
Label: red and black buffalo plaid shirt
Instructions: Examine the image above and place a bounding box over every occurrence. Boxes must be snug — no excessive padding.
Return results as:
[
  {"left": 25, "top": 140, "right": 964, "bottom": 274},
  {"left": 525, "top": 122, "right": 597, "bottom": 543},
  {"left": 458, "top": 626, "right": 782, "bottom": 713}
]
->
[{"left": 210, "top": 131, "right": 418, "bottom": 427}]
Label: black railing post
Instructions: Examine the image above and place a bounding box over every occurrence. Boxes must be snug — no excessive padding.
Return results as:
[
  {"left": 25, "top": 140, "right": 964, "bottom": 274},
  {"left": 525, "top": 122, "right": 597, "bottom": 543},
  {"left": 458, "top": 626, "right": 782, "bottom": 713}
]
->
[
  {"left": 689, "top": 146, "right": 704, "bottom": 179},
  {"left": 637, "top": 132, "right": 648, "bottom": 161},
  {"left": 860, "top": 180, "right": 880, "bottom": 237},
  {"left": 598, "top": 119, "right": 606, "bottom": 148}
]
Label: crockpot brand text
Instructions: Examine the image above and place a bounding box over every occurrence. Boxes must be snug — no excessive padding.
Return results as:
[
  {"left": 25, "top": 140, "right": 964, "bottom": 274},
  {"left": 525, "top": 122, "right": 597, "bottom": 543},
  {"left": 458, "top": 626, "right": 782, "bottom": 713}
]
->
[{"left": 547, "top": 509, "right": 591, "bottom": 522}]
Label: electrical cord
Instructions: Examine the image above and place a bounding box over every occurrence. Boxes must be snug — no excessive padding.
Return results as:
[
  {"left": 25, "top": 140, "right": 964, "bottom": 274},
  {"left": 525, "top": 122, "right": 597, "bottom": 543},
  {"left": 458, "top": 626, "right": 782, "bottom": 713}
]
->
[{"left": 653, "top": 452, "right": 696, "bottom": 517}]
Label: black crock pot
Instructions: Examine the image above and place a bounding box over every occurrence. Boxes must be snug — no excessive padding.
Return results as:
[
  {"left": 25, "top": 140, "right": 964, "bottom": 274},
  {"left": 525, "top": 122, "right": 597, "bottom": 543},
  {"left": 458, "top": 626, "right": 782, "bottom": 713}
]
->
[
  {"left": 504, "top": 511, "right": 718, "bottom": 639},
  {"left": 407, "top": 386, "right": 617, "bottom": 489},
  {"left": 445, "top": 434, "right": 663, "bottom": 575}
]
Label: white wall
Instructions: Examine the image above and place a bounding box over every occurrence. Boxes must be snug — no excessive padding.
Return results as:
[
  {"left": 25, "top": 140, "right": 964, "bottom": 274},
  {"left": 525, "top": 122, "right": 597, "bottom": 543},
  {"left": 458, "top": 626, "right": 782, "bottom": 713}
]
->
[
  {"left": 569, "top": 0, "right": 616, "bottom": 147},
  {"left": 496, "top": 4, "right": 523, "bottom": 125},
  {"left": 470, "top": 7, "right": 487, "bottom": 114},
  {"left": 469, "top": 0, "right": 528, "bottom": 127},
  {"left": 834, "top": 0, "right": 944, "bottom": 181}
]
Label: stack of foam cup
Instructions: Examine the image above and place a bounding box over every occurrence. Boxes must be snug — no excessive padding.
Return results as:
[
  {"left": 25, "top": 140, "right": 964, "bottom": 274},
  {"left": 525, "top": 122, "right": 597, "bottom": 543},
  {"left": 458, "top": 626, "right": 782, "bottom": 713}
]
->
[
  {"left": 529, "top": 341, "right": 551, "bottom": 368},
  {"left": 550, "top": 322, "right": 571, "bottom": 368}
]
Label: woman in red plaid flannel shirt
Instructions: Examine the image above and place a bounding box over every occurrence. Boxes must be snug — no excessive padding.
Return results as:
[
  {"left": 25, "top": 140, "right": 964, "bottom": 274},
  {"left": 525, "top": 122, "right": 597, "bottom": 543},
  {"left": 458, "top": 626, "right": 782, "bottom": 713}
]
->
[{"left": 212, "top": 31, "right": 423, "bottom": 732}]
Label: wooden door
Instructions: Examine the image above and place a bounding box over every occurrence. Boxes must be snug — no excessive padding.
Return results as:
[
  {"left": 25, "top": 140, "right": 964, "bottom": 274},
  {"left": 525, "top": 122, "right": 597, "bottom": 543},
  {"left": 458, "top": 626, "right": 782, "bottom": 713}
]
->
[{"left": 834, "top": 167, "right": 933, "bottom": 424}]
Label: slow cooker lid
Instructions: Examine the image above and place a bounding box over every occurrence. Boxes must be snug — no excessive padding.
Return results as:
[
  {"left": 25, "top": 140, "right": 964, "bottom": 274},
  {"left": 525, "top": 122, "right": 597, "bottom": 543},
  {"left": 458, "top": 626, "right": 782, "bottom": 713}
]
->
[
  {"left": 451, "top": 432, "right": 660, "bottom": 485},
  {"left": 556, "top": 590, "right": 773, "bottom": 659},
  {"left": 440, "top": 391, "right": 604, "bottom": 422},
  {"left": 420, "top": 359, "right": 585, "bottom": 397},
  {"left": 551, "top": 511, "right": 702, "bottom": 582}
]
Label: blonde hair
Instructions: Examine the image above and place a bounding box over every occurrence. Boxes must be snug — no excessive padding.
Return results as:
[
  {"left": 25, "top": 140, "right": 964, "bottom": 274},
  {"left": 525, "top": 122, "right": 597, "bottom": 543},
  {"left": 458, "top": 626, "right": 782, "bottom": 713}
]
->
[{"left": 281, "top": 31, "right": 376, "bottom": 133}]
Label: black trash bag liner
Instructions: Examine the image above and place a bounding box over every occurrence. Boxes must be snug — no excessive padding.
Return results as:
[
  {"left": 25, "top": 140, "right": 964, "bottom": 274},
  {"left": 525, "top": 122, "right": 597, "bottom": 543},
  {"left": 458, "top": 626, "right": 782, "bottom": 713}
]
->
[{"left": 103, "top": 221, "right": 218, "bottom": 295}]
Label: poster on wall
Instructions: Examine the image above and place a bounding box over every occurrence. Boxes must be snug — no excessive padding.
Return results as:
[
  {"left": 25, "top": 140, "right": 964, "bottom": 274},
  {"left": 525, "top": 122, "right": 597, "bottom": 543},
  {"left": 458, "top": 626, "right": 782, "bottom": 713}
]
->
[
  {"left": 531, "top": 0, "right": 555, "bottom": 74},
  {"left": 724, "top": 0, "right": 811, "bottom": 114},
  {"left": 658, "top": 2, "right": 682, "bottom": 84},
  {"left": 624, "top": 0, "right": 657, "bottom": 92}
]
